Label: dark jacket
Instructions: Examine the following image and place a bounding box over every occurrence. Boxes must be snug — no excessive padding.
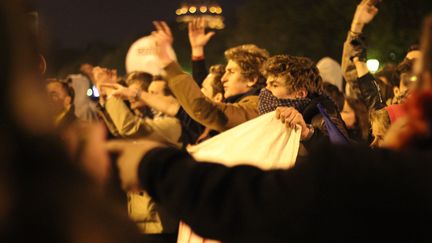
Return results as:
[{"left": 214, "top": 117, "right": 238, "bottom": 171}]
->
[
  {"left": 138, "top": 145, "right": 432, "bottom": 243},
  {"left": 302, "top": 95, "right": 349, "bottom": 149},
  {"left": 342, "top": 31, "right": 386, "bottom": 111},
  {"left": 56, "top": 105, "right": 78, "bottom": 132},
  {"left": 354, "top": 73, "right": 386, "bottom": 111},
  {"left": 176, "top": 107, "right": 205, "bottom": 147},
  {"left": 192, "top": 59, "right": 208, "bottom": 86}
]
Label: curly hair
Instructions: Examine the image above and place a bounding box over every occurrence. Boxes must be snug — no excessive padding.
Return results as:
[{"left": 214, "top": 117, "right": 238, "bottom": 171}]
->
[
  {"left": 224, "top": 44, "right": 269, "bottom": 87},
  {"left": 369, "top": 108, "right": 391, "bottom": 148},
  {"left": 262, "top": 55, "right": 323, "bottom": 96},
  {"left": 209, "top": 64, "right": 225, "bottom": 96}
]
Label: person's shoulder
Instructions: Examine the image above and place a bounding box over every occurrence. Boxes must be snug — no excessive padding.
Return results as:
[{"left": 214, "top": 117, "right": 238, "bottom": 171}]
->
[{"left": 238, "top": 95, "right": 259, "bottom": 105}]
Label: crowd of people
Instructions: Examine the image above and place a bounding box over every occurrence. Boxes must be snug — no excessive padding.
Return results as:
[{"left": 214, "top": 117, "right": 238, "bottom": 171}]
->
[{"left": 2, "top": 0, "right": 432, "bottom": 242}]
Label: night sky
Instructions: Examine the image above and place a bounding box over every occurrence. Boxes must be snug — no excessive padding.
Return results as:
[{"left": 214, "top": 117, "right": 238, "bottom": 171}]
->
[{"left": 34, "top": 0, "right": 239, "bottom": 49}]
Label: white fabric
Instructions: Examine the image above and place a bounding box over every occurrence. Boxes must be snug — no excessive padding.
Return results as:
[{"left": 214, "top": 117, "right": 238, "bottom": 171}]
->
[
  {"left": 177, "top": 111, "right": 302, "bottom": 243},
  {"left": 317, "top": 57, "right": 343, "bottom": 92}
]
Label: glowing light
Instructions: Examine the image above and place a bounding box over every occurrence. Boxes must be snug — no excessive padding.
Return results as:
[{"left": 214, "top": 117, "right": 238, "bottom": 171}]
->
[
  {"left": 367, "top": 59, "right": 380, "bottom": 73},
  {"left": 181, "top": 7, "right": 188, "bottom": 14},
  {"left": 215, "top": 7, "right": 222, "bottom": 14},
  {"left": 87, "top": 88, "right": 93, "bottom": 97},
  {"left": 176, "top": 9, "right": 182, "bottom": 15},
  {"left": 209, "top": 6, "right": 217, "bottom": 13},
  {"left": 189, "top": 6, "right": 197, "bottom": 13},
  {"left": 200, "top": 6, "right": 208, "bottom": 13},
  {"left": 92, "top": 86, "right": 100, "bottom": 97}
]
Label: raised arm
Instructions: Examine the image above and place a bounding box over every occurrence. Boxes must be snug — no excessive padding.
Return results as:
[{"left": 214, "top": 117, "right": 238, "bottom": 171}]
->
[
  {"left": 152, "top": 21, "right": 259, "bottom": 131},
  {"left": 342, "top": 0, "right": 379, "bottom": 92},
  {"left": 188, "top": 18, "right": 215, "bottom": 85},
  {"left": 101, "top": 82, "right": 181, "bottom": 117}
]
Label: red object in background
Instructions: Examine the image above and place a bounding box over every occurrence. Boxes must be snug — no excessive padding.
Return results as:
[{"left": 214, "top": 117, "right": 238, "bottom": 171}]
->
[
  {"left": 395, "top": 90, "right": 432, "bottom": 149},
  {"left": 385, "top": 104, "right": 407, "bottom": 124}
]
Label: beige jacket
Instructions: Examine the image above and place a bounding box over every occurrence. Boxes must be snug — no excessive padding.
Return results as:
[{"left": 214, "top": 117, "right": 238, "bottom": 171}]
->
[
  {"left": 164, "top": 62, "right": 260, "bottom": 132},
  {"left": 103, "top": 98, "right": 181, "bottom": 234},
  {"left": 104, "top": 97, "right": 182, "bottom": 147}
]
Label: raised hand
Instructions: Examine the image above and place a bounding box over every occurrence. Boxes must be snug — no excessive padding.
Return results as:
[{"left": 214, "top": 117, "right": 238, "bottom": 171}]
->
[
  {"left": 152, "top": 21, "right": 177, "bottom": 67},
  {"left": 188, "top": 18, "right": 215, "bottom": 50},
  {"left": 351, "top": 0, "right": 379, "bottom": 33},
  {"left": 153, "top": 21, "right": 173, "bottom": 45},
  {"left": 92, "top": 67, "right": 117, "bottom": 100}
]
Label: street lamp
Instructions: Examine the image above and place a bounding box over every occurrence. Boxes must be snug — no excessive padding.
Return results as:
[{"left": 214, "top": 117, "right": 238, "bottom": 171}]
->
[
  {"left": 176, "top": 0, "right": 225, "bottom": 29},
  {"left": 367, "top": 59, "right": 380, "bottom": 73}
]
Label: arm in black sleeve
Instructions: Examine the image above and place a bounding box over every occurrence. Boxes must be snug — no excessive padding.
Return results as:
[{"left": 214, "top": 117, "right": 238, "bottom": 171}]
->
[
  {"left": 354, "top": 72, "right": 386, "bottom": 111},
  {"left": 192, "top": 59, "right": 208, "bottom": 86},
  {"left": 175, "top": 107, "right": 205, "bottom": 147},
  {"left": 138, "top": 147, "right": 316, "bottom": 242},
  {"left": 138, "top": 145, "right": 432, "bottom": 242}
]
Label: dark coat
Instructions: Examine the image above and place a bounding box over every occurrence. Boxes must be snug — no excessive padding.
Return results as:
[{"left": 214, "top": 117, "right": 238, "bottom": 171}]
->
[
  {"left": 56, "top": 105, "right": 78, "bottom": 132},
  {"left": 302, "top": 95, "right": 350, "bottom": 148},
  {"left": 138, "top": 145, "right": 432, "bottom": 243}
]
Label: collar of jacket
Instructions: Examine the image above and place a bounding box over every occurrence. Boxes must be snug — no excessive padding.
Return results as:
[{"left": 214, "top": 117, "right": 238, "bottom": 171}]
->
[{"left": 224, "top": 87, "right": 261, "bottom": 104}]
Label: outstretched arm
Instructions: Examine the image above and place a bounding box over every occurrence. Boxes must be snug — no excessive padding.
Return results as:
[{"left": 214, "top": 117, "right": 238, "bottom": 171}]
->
[
  {"left": 101, "top": 83, "right": 181, "bottom": 117},
  {"left": 342, "top": 0, "right": 379, "bottom": 93},
  {"left": 189, "top": 18, "right": 215, "bottom": 85},
  {"left": 110, "top": 138, "right": 432, "bottom": 242},
  {"left": 151, "top": 21, "right": 259, "bottom": 131}
]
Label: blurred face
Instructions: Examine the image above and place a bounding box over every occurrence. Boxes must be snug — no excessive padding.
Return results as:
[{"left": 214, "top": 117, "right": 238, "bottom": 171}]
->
[
  {"left": 201, "top": 74, "right": 217, "bottom": 98},
  {"left": 128, "top": 82, "right": 145, "bottom": 110},
  {"left": 340, "top": 100, "right": 356, "bottom": 128},
  {"left": 221, "top": 60, "right": 252, "bottom": 99},
  {"left": 80, "top": 63, "right": 94, "bottom": 77},
  {"left": 399, "top": 73, "right": 416, "bottom": 93},
  {"left": 148, "top": 80, "right": 168, "bottom": 96},
  {"left": 371, "top": 120, "right": 386, "bottom": 148},
  {"left": 46, "top": 82, "right": 71, "bottom": 115}
]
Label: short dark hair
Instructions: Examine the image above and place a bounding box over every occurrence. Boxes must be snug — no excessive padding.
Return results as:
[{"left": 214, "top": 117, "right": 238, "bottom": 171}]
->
[
  {"left": 262, "top": 55, "right": 323, "bottom": 96},
  {"left": 208, "top": 64, "right": 225, "bottom": 96},
  {"left": 47, "top": 78, "right": 75, "bottom": 103},
  {"left": 323, "top": 82, "right": 344, "bottom": 111},
  {"left": 151, "top": 77, "right": 173, "bottom": 97},
  {"left": 126, "top": 72, "right": 153, "bottom": 91},
  {"left": 375, "top": 64, "right": 397, "bottom": 101}
]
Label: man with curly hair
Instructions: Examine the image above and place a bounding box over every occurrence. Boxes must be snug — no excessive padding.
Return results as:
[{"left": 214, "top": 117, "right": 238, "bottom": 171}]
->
[
  {"left": 260, "top": 55, "right": 349, "bottom": 147},
  {"left": 152, "top": 21, "right": 269, "bottom": 132}
]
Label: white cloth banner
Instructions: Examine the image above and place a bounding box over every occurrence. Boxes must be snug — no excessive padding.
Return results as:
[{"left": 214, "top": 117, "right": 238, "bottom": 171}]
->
[{"left": 177, "top": 111, "right": 302, "bottom": 243}]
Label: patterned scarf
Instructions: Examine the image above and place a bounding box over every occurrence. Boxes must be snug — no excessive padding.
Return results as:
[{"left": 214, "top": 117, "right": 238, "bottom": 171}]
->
[{"left": 258, "top": 88, "right": 311, "bottom": 115}]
